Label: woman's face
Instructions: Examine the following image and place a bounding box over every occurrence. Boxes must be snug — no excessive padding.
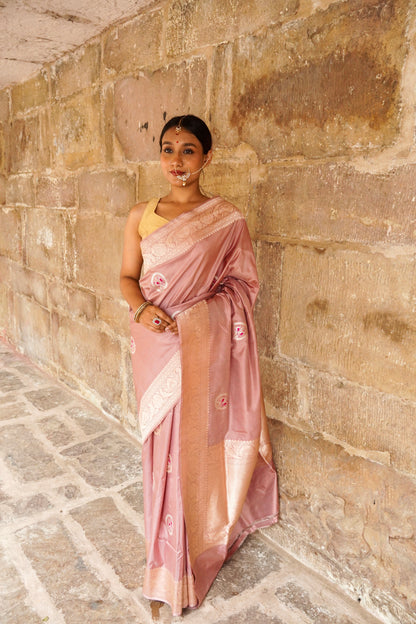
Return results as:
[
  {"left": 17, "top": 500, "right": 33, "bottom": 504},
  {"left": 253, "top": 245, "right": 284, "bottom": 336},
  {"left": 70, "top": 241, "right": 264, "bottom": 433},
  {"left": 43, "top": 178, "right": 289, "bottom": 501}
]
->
[{"left": 160, "top": 126, "right": 211, "bottom": 187}]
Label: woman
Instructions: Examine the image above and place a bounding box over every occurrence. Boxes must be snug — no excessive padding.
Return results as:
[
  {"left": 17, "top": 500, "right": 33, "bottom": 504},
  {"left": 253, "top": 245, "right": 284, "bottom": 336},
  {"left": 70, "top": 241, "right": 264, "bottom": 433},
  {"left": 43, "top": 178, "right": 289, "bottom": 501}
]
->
[{"left": 120, "top": 115, "right": 278, "bottom": 616}]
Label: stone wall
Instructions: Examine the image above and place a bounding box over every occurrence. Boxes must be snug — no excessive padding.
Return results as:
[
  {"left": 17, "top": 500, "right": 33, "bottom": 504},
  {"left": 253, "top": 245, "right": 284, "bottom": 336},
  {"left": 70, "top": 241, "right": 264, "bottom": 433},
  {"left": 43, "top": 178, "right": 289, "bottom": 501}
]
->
[{"left": 1, "top": 0, "right": 415, "bottom": 622}]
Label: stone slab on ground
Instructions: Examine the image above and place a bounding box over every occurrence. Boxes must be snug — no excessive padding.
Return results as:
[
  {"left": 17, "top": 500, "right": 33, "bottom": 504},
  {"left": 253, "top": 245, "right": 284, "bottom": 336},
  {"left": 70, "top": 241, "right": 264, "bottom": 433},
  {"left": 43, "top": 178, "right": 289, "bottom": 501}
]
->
[{"left": 0, "top": 339, "right": 385, "bottom": 624}]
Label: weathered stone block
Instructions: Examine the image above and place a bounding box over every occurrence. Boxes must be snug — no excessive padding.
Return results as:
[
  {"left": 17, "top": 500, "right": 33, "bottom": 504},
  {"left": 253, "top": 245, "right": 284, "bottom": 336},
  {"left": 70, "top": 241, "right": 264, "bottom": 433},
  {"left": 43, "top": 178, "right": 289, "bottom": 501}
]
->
[
  {"left": 10, "top": 111, "right": 50, "bottom": 172},
  {"left": 210, "top": 533, "right": 282, "bottom": 600},
  {"left": 0, "top": 90, "right": 9, "bottom": 122},
  {"left": 66, "top": 404, "right": 108, "bottom": 436},
  {"left": 0, "top": 424, "right": 63, "bottom": 481},
  {"left": 254, "top": 240, "right": 282, "bottom": 358},
  {"left": 36, "top": 175, "right": 75, "bottom": 208},
  {"left": 137, "top": 162, "right": 169, "bottom": 202},
  {"left": 25, "top": 209, "right": 68, "bottom": 277},
  {"left": 306, "top": 370, "right": 416, "bottom": 476},
  {"left": 5, "top": 174, "right": 34, "bottom": 206},
  {"left": 52, "top": 43, "right": 100, "bottom": 99},
  {"left": 48, "top": 281, "right": 96, "bottom": 321},
  {"left": 103, "top": 9, "right": 163, "bottom": 74},
  {"left": 260, "top": 356, "right": 298, "bottom": 422},
  {"left": 13, "top": 295, "right": 51, "bottom": 365},
  {"left": 12, "top": 265, "right": 47, "bottom": 307},
  {"left": 98, "top": 297, "right": 129, "bottom": 335},
  {"left": 0, "top": 546, "right": 40, "bottom": 624},
  {"left": 53, "top": 315, "right": 122, "bottom": 410},
  {"left": 26, "top": 386, "right": 73, "bottom": 412},
  {"left": 251, "top": 162, "right": 416, "bottom": 245},
  {"left": 280, "top": 246, "right": 416, "bottom": 401},
  {"left": 114, "top": 57, "right": 207, "bottom": 161},
  {"left": 70, "top": 497, "right": 145, "bottom": 588},
  {"left": 79, "top": 170, "right": 136, "bottom": 216},
  {"left": 11, "top": 70, "right": 49, "bottom": 114},
  {"left": 61, "top": 431, "right": 141, "bottom": 487},
  {"left": 0, "top": 208, "right": 22, "bottom": 262},
  {"left": 52, "top": 91, "right": 103, "bottom": 170},
  {"left": 268, "top": 421, "right": 416, "bottom": 619},
  {"left": 0, "top": 121, "right": 10, "bottom": 174},
  {"left": 166, "top": 0, "right": 299, "bottom": 57},
  {"left": 17, "top": 520, "right": 137, "bottom": 622},
  {"left": 0, "top": 174, "right": 5, "bottom": 204},
  {"left": 38, "top": 415, "right": 76, "bottom": 447},
  {"left": 212, "top": 0, "right": 408, "bottom": 158},
  {"left": 74, "top": 214, "right": 125, "bottom": 294}
]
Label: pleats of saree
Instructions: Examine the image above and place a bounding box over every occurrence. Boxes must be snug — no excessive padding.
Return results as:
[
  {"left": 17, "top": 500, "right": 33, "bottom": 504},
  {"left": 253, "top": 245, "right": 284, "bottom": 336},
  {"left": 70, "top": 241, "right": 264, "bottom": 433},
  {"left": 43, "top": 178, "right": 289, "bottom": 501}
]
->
[{"left": 141, "top": 405, "right": 198, "bottom": 616}]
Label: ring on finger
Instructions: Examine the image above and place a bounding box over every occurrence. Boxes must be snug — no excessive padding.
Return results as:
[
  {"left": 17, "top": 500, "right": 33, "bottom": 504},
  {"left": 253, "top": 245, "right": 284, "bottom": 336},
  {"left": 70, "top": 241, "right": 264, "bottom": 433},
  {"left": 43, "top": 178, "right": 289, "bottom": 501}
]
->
[{"left": 152, "top": 316, "right": 162, "bottom": 327}]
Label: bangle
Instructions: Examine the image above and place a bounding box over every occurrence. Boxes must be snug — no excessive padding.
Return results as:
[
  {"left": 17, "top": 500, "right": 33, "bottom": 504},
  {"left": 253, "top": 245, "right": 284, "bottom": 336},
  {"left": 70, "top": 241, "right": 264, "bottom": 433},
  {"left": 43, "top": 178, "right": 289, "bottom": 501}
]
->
[{"left": 133, "top": 301, "right": 152, "bottom": 322}]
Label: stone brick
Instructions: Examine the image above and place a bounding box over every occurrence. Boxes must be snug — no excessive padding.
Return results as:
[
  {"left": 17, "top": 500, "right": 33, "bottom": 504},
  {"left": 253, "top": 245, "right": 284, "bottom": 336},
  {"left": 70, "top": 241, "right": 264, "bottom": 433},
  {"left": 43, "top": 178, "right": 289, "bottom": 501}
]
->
[
  {"left": 25, "top": 208, "right": 69, "bottom": 278},
  {"left": 268, "top": 421, "right": 416, "bottom": 618},
  {"left": 10, "top": 111, "right": 50, "bottom": 172},
  {"left": 11, "top": 70, "right": 49, "bottom": 114},
  {"left": 12, "top": 266, "right": 47, "bottom": 307},
  {"left": 306, "top": 371, "right": 416, "bottom": 476},
  {"left": 36, "top": 175, "right": 76, "bottom": 208},
  {"left": 16, "top": 520, "right": 137, "bottom": 623},
  {"left": 74, "top": 214, "right": 125, "bottom": 294},
  {"left": 0, "top": 401, "right": 32, "bottom": 420},
  {"left": 0, "top": 424, "right": 63, "bottom": 481},
  {"left": 0, "top": 370, "right": 23, "bottom": 394},
  {"left": 65, "top": 405, "right": 108, "bottom": 436},
  {"left": 0, "top": 174, "right": 5, "bottom": 204},
  {"left": 212, "top": 0, "right": 408, "bottom": 158},
  {"left": 0, "top": 546, "right": 40, "bottom": 624},
  {"left": 203, "top": 155, "right": 252, "bottom": 214},
  {"left": 0, "top": 208, "right": 22, "bottom": 262},
  {"left": 52, "top": 43, "right": 100, "bottom": 99},
  {"left": 114, "top": 57, "right": 207, "bottom": 161},
  {"left": 103, "top": 9, "right": 163, "bottom": 74},
  {"left": 210, "top": 534, "right": 282, "bottom": 599},
  {"left": 0, "top": 121, "right": 10, "bottom": 174},
  {"left": 98, "top": 297, "right": 130, "bottom": 335},
  {"left": 53, "top": 315, "right": 123, "bottom": 410},
  {"left": 0, "top": 90, "right": 9, "bottom": 122},
  {"left": 216, "top": 606, "right": 284, "bottom": 624},
  {"left": 0, "top": 493, "right": 52, "bottom": 524},
  {"left": 275, "top": 581, "right": 355, "bottom": 624},
  {"left": 70, "top": 497, "right": 146, "bottom": 588},
  {"left": 5, "top": 174, "right": 34, "bottom": 206},
  {"left": 166, "top": 0, "right": 299, "bottom": 58},
  {"left": 254, "top": 240, "right": 282, "bottom": 358},
  {"left": 137, "top": 162, "right": 169, "bottom": 202},
  {"left": 38, "top": 415, "right": 76, "bottom": 447},
  {"left": 61, "top": 431, "right": 141, "bottom": 487},
  {"left": 280, "top": 246, "right": 416, "bottom": 401},
  {"left": 79, "top": 170, "right": 136, "bottom": 216},
  {"left": 260, "top": 357, "right": 299, "bottom": 423},
  {"left": 52, "top": 90, "right": 103, "bottom": 170},
  {"left": 48, "top": 280, "right": 96, "bottom": 321},
  {"left": 66, "top": 404, "right": 109, "bottom": 436},
  {"left": 251, "top": 162, "right": 416, "bottom": 245},
  {"left": 119, "top": 481, "right": 143, "bottom": 514},
  {"left": 13, "top": 295, "right": 51, "bottom": 365},
  {"left": 25, "top": 386, "right": 73, "bottom": 411}
]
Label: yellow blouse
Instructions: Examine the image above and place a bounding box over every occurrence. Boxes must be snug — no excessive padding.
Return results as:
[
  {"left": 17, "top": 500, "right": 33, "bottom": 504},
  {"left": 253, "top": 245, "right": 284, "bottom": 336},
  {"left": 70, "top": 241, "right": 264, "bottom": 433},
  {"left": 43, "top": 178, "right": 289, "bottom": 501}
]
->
[{"left": 138, "top": 198, "right": 168, "bottom": 239}]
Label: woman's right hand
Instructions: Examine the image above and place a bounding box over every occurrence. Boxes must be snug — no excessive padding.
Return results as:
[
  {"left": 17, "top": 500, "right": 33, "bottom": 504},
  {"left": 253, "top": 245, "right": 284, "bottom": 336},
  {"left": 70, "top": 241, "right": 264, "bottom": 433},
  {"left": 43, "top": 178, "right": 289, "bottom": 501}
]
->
[{"left": 138, "top": 304, "right": 178, "bottom": 334}]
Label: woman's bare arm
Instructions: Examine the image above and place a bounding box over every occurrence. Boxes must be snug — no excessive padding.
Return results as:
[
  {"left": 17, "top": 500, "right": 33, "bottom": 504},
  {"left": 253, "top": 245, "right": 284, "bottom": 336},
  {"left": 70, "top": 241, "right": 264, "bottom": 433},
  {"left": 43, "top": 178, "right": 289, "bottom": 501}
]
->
[{"left": 120, "top": 204, "right": 177, "bottom": 333}]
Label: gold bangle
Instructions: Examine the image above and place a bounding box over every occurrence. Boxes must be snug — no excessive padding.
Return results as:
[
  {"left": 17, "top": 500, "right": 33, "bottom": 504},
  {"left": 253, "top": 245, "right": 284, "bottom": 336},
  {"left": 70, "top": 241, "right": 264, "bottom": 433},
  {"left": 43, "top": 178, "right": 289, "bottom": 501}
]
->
[{"left": 133, "top": 301, "right": 152, "bottom": 322}]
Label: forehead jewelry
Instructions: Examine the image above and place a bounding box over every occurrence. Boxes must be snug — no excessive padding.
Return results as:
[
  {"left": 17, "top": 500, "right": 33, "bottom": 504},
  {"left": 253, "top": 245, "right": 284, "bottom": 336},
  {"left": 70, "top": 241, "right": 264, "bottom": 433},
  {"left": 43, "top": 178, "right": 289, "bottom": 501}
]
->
[{"left": 175, "top": 116, "right": 185, "bottom": 134}]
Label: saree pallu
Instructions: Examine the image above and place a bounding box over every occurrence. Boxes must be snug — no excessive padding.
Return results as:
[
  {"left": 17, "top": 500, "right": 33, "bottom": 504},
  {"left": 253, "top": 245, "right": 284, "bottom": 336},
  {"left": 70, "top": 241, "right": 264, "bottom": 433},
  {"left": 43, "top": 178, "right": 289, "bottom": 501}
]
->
[{"left": 129, "top": 196, "right": 278, "bottom": 616}]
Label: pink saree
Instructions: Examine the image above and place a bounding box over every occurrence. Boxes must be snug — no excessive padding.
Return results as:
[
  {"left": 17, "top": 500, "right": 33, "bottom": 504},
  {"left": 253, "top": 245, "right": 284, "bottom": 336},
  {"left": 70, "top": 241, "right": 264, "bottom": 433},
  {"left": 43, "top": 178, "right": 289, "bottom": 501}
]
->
[{"left": 129, "top": 197, "right": 278, "bottom": 615}]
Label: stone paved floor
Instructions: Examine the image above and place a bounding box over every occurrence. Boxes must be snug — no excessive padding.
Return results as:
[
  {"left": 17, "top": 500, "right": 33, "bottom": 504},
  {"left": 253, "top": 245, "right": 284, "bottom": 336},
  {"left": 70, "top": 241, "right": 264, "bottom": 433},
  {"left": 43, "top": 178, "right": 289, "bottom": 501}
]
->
[{"left": 0, "top": 339, "right": 385, "bottom": 624}]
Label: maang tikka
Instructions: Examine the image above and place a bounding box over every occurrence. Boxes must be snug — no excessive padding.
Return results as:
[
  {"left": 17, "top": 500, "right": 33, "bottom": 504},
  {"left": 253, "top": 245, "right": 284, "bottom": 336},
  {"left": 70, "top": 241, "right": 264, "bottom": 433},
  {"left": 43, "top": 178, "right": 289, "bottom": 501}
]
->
[{"left": 175, "top": 116, "right": 185, "bottom": 134}]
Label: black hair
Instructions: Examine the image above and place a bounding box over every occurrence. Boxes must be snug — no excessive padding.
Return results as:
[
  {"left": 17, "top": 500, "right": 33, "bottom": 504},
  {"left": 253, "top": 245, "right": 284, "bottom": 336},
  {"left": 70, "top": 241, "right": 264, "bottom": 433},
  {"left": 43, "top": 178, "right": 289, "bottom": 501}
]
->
[{"left": 159, "top": 115, "right": 212, "bottom": 154}]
